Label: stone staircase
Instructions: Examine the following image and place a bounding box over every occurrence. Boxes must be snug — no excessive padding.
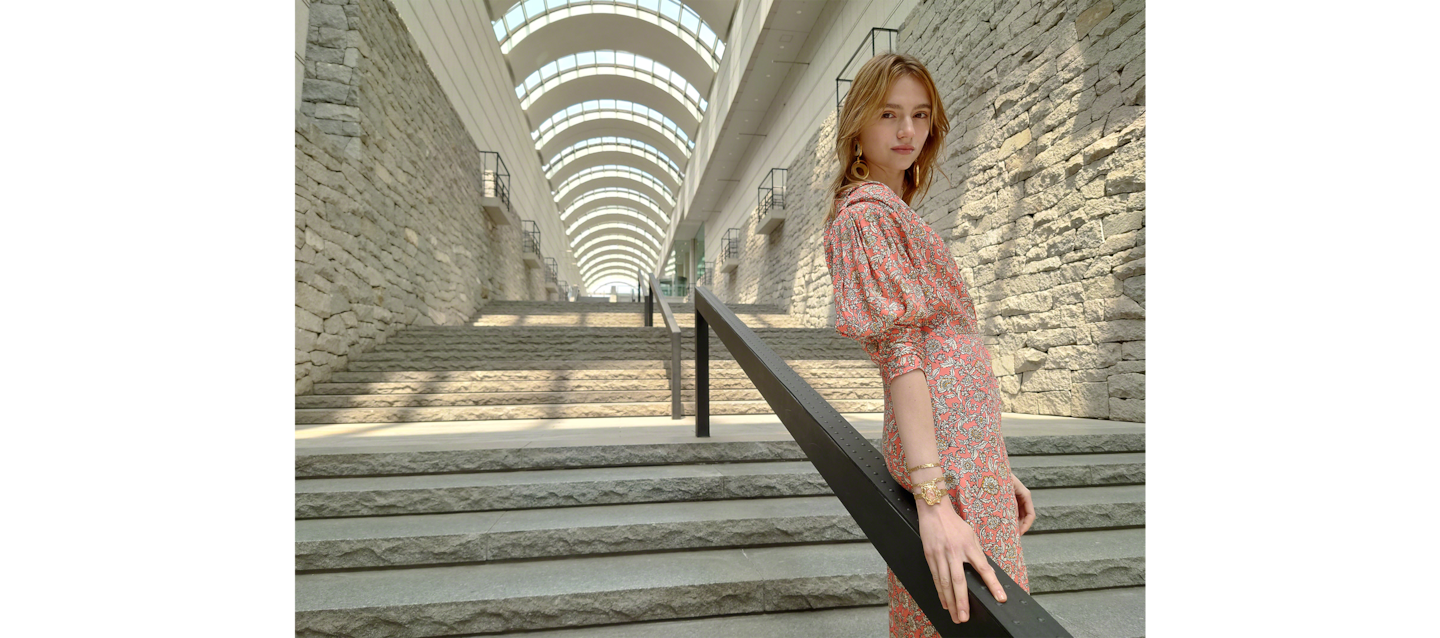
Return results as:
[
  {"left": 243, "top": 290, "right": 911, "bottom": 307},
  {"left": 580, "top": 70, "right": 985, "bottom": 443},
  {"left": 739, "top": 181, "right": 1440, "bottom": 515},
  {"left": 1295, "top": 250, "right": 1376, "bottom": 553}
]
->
[
  {"left": 295, "top": 301, "right": 1145, "bottom": 637},
  {"left": 467, "top": 300, "right": 802, "bottom": 328},
  {"left": 296, "top": 302, "right": 883, "bottom": 424}
]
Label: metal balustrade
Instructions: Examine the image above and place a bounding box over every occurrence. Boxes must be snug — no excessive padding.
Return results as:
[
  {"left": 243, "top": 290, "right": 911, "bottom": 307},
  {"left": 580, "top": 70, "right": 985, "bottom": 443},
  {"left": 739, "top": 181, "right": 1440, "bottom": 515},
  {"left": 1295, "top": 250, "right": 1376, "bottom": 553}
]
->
[
  {"left": 479, "top": 150, "right": 512, "bottom": 226},
  {"left": 754, "top": 167, "right": 788, "bottom": 235}
]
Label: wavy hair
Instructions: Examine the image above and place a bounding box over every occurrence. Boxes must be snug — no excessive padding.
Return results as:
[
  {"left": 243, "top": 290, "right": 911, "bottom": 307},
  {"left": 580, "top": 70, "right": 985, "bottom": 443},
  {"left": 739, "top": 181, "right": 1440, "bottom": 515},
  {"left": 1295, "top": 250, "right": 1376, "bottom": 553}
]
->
[{"left": 826, "top": 52, "right": 950, "bottom": 224}]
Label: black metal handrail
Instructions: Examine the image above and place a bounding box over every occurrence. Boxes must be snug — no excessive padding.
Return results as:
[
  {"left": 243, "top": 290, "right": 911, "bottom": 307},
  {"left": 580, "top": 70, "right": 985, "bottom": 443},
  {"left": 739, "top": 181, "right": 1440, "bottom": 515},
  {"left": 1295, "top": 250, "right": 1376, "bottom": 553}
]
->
[
  {"left": 692, "top": 284, "right": 1070, "bottom": 637},
  {"left": 639, "top": 269, "right": 682, "bottom": 419}
]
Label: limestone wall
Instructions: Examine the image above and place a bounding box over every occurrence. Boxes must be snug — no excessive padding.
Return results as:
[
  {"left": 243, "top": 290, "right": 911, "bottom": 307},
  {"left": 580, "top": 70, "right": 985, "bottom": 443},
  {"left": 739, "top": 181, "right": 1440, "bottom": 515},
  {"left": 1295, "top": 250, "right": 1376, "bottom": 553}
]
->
[
  {"left": 714, "top": 0, "right": 1145, "bottom": 421},
  {"left": 294, "top": 0, "right": 535, "bottom": 394}
]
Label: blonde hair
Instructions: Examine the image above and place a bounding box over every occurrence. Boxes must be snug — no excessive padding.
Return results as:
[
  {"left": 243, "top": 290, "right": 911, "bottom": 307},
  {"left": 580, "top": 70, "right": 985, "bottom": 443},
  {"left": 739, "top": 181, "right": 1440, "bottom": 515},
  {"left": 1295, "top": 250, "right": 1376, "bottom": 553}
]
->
[{"left": 826, "top": 52, "right": 950, "bottom": 224}]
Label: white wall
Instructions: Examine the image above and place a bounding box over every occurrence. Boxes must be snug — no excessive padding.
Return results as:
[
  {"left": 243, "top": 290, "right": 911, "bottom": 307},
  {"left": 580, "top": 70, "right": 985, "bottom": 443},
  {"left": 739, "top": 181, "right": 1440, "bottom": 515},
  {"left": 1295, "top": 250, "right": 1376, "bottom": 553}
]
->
[{"left": 687, "top": 0, "right": 920, "bottom": 263}]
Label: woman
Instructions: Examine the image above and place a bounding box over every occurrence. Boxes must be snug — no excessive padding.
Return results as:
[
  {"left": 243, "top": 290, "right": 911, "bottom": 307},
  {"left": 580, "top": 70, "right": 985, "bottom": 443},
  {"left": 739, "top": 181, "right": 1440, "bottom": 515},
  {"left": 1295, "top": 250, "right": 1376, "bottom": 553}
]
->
[{"left": 822, "top": 52, "right": 1037, "bottom": 635}]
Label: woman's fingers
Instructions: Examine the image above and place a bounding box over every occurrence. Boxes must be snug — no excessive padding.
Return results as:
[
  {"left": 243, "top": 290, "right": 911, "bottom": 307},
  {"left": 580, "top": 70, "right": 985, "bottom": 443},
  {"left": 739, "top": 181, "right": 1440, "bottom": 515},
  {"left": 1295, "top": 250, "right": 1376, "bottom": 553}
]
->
[
  {"left": 949, "top": 550, "right": 969, "bottom": 622},
  {"left": 968, "top": 545, "right": 1007, "bottom": 604},
  {"left": 928, "top": 554, "right": 950, "bottom": 611},
  {"left": 1018, "top": 491, "right": 1035, "bottom": 535}
]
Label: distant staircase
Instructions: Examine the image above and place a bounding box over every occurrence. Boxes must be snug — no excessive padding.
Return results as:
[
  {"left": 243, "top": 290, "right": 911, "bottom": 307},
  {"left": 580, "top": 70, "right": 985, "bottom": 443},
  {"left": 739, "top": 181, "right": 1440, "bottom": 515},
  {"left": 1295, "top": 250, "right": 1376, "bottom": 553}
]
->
[{"left": 296, "top": 302, "right": 885, "bottom": 423}]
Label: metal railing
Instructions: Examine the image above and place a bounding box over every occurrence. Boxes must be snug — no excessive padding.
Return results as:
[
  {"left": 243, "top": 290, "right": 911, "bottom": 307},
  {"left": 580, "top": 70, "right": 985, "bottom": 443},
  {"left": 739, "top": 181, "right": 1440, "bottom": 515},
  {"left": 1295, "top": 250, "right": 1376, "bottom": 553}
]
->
[
  {"left": 521, "top": 220, "right": 540, "bottom": 255},
  {"left": 836, "top": 28, "right": 900, "bottom": 121},
  {"left": 480, "top": 150, "right": 511, "bottom": 209},
  {"left": 755, "top": 167, "right": 787, "bottom": 224},
  {"left": 544, "top": 257, "right": 558, "bottom": 283},
  {"left": 640, "top": 269, "right": 682, "bottom": 419},
  {"left": 721, "top": 228, "right": 741, "bottom": 260},
  {"left": 691, "top": 284, "right": 1070, "bottom": 637}
]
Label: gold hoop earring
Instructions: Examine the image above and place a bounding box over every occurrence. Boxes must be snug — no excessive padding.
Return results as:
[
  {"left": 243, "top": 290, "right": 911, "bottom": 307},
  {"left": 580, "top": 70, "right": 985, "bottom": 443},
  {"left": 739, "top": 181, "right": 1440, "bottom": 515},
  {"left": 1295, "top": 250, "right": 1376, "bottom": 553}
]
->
[
  {"left": 849, "top": 144, "right": 869, "bottom": 181},
  {"left": 849, "top": 157, "right": 869, "bottom": 181}
]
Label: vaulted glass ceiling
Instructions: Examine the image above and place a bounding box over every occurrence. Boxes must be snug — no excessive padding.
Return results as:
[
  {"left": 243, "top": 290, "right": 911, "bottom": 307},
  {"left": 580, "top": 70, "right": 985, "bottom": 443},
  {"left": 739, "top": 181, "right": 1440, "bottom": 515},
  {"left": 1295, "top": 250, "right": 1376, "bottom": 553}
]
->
[{"left": 492, "top": 0, "right": 729, "bottom": 293}]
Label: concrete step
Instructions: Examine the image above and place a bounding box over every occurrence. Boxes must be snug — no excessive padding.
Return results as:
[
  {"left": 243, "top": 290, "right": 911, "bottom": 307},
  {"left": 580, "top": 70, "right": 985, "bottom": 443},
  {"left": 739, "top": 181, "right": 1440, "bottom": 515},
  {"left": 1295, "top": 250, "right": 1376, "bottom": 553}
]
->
[
  {"left": 505, "top": 587, "right": 1143, "bottom": 638},
  {"left": 296, "top": 441, "right": 1146, "bottom": 479},
  {"left": 343, "top": 352, "right": 872, "bottom": 370},
  {"left": 326, "top": 359, "right": 879, "bottom": 379},
  {"left": 470, "top": 314, "right": 803, "bottom": 328},
  {"left": 294, "top": 458, "right": 1145, "bottom": 519},
  {"left": 1009, "top": 452, "right": 1146, "bottom": 488},
  {"left": 293, "top": 398, "right": 889, "bottom": 423},
  {"left": 311, "top": 375, "right": 884, "bottom": 395},
  {"left": 295, "top": 460, "right": 833, "bottom": 518},
  {"left": 294, "top": 386, "right": 887, "bottom": 409},
  {"left": 296, "top": 486, "right": 1143, "bottom": 570},
  {"left": 293, "top": 532, "right": 1142, "bottom": 636},
  {"left": 295, "top": 495, "right": 862, "bottom": 571}
]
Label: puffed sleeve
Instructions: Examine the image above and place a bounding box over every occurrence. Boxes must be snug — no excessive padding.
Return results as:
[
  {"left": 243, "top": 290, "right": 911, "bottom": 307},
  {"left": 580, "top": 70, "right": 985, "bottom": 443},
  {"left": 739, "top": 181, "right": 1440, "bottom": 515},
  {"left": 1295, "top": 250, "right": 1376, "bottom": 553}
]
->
[{"left": 824, "top": 186, "right": 932, "bottom": 383}]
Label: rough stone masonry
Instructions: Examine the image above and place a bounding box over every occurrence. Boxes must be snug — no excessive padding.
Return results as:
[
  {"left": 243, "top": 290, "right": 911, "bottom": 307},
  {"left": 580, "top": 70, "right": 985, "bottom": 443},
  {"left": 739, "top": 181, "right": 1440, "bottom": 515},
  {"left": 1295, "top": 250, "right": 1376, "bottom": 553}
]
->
[
  {"left": 295, "top": 0, "right": 537, "bottom": 395},
  {"left": 714, "top": 0, "right": 1145, "bottom": 422}
]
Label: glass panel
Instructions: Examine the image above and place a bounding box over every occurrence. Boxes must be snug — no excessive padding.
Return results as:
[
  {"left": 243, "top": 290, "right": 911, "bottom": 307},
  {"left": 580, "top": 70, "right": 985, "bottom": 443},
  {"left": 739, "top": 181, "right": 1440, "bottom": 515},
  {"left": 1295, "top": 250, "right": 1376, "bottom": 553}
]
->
[
  {"left": 702, "top": 30, "right": 716, "bottom": 50},
  {"left": 597, "top": 50, "right": 614, "bottom": 65},
  {"left": 542, "top": 60, "right": 557, "bottom": 77},
  {"left": 638, "top": 0, "right": 660, "bottom": 13},
  {"left": 577, "top": 51, "right": 594, "bottom": 66},
  {"left": 700, "top": 22, "right": 714, "bottom": 44},
  {"left": 660, "top": 0, "right": 680, "bottom": 22},
  {"left": 616, "top": 51, "right": 634, "bottom": 68},
  {"left": 559, "top": 55, "right": 575, "bottom": 72},
  {"left": 680, "top": 11, "right": 698, "bottom": 33},
  {"left": 524, "top": 0, "right": 545, "bottom": 20},
  {"left": 493, "top": 21, "right": 507, "bottom": 41}
]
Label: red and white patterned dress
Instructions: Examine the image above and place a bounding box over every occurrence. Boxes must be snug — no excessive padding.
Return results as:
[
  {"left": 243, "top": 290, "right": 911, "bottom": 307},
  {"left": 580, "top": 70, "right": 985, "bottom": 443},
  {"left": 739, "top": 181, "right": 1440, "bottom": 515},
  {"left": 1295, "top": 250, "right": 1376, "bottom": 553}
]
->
[{"left": 823, "top": 180, "right": 1028, "bottom": 637}]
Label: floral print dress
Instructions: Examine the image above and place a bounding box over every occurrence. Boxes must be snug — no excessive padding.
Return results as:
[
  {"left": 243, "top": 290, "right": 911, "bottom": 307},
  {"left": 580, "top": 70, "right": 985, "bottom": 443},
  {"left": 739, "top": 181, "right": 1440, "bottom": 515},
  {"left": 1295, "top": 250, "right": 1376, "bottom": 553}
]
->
[{"left": 823, "top": 181, "right": 1028, "bottom": 637}]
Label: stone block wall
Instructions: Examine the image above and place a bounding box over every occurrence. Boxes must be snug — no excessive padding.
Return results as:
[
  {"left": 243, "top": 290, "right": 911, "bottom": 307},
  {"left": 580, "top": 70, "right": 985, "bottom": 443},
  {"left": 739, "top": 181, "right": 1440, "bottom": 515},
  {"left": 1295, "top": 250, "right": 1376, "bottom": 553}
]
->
[
  {"left": 715, "top": 0, "right": 1145, "bottom": 421},
  {"left": 295, "top": 0, "right": 535, "bottom": 394}
]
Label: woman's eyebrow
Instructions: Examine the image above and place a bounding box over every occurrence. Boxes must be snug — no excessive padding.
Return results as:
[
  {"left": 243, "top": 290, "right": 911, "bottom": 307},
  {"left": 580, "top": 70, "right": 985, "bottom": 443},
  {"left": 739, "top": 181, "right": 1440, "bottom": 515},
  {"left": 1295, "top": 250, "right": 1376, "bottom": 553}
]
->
[{"left": 885, "top": 103, "right": 932, "bottom": 109}]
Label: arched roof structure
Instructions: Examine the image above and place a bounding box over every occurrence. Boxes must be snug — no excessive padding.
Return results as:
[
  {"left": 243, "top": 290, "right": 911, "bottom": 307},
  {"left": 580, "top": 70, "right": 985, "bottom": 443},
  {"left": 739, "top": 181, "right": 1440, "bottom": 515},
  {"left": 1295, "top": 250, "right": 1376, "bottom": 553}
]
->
[{"left": 491, "top": 0, "right": 730, "bottom": 291}]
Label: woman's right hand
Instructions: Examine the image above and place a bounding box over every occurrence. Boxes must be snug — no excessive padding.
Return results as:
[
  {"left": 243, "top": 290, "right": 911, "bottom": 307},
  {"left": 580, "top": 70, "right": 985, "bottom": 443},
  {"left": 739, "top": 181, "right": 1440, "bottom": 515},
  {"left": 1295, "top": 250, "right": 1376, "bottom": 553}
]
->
[{"left": 917, "top": 495, "right": 1007, "bottom": 624}]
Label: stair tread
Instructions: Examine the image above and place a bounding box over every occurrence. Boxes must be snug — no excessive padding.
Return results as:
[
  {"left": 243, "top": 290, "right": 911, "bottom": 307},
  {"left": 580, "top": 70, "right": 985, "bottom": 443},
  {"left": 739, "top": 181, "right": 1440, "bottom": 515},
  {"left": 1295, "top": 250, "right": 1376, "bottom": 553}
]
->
[
  {"left": 1009, "top": 452, "right": 1144, "bottom": 467},
  {"left": 296, "top": 531, "right": 1140, "bottom": 611},
  {"left": 295, "top": 495, "right": 849, "bottom": 541},
  {"left": 295, "top": 485, "right": 1143, "bottom": 543},
  {"left": 295, "top": 460, "right": 819, "bottom": 493},
  {"left": 509, "top": 587, "right": 1145, "bottom": 638},
  {"left": 295, "top": 541, "right": 886, "bottom": 611}
]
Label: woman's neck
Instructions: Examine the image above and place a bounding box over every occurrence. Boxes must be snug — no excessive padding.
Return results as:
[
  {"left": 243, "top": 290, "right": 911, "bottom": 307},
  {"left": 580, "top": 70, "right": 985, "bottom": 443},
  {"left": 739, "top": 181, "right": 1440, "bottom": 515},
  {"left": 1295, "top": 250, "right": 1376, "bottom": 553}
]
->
[{"left": 864, "top": 163, "right": 898, "bottom": 198}]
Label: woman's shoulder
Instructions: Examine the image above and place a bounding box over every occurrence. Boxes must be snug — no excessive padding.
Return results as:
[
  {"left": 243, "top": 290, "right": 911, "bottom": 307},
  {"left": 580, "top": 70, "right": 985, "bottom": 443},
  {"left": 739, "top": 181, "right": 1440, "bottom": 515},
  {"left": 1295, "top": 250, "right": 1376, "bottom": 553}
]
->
[{"left": 835, "top": 181, "right": 901, "bottom": 221}]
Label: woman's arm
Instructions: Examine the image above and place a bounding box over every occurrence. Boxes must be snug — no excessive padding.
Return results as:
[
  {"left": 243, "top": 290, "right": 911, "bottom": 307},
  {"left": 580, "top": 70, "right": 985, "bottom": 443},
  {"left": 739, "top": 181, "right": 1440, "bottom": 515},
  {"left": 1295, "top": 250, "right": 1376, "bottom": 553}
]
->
[{"left": 890, "top": 368, "right": 1008, "bottom": 624}]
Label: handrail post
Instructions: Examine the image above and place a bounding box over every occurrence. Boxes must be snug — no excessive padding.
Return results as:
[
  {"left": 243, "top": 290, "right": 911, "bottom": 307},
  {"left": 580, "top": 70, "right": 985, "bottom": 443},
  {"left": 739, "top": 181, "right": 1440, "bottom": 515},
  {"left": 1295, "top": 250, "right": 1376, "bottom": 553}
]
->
[
  {"left": 695, "top": 298, "right": 709, "bottom": 437},
  {"left": 646, "top": 273, "right": 682, "bottom": 420},
  {"left": 671, "top": 330, "right": 682, "bottom": 420},
  {"left": 642, "top": 269, "right": 653, "bottom": 327}
]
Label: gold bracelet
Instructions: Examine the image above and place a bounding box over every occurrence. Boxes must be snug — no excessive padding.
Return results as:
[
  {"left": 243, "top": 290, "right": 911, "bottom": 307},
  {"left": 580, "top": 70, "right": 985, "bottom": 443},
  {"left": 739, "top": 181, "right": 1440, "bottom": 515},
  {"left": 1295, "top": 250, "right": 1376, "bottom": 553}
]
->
[
  {"left": 906, "top": 462, "right": 940, "bottom": 473},
  {"left": 913, "top": 475, "right": 946, "bottom": 491}
]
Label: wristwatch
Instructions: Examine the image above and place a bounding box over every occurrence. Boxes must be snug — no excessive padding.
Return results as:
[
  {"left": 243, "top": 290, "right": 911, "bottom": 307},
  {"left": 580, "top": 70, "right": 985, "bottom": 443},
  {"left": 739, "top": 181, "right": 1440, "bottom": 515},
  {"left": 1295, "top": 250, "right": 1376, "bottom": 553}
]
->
[{"left": 914, "top": 477, "right": 947, "bottom": 506}]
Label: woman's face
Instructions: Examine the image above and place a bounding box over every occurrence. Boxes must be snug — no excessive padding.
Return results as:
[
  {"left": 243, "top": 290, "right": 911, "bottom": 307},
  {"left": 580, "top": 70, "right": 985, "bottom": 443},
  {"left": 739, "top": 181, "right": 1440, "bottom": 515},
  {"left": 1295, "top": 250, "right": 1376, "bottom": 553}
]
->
[{"left": 857, "top": 74, "right": 932, "bottom": 183}]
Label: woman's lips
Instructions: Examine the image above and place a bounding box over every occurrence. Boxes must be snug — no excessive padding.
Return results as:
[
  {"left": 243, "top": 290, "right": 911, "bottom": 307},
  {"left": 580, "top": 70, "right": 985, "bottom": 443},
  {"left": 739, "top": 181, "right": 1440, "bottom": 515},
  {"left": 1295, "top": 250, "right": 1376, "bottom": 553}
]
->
[{"left": 893, "top": 147, "right": 914, "bottom": 154}]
